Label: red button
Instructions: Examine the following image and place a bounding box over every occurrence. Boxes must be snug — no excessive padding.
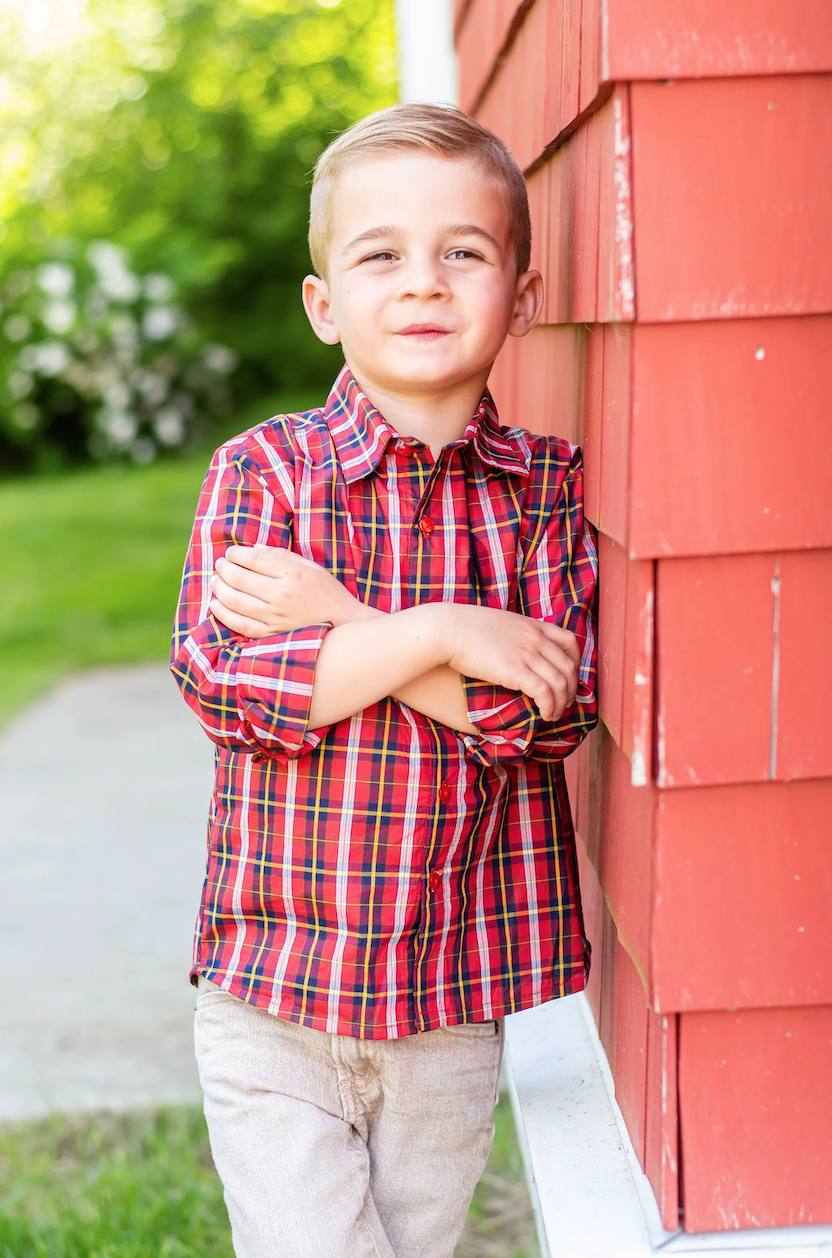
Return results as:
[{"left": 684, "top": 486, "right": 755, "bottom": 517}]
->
[
  {"left": 438, "top": 782, "right": 453, "bottom": 803},
  {"left": 418, "top": 517, "right": 435, "bottom": 535},
  {"left": 429, "top": 870, "right": 441, "bottom": 892}
]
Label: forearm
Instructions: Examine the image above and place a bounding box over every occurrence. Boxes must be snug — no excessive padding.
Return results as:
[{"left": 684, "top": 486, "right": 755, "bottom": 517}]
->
[
  {"left": 209, "top": 543, "right": 582, "bottom": 734},
  {"left": 391, "top": 666, "right": 478, "bottom": 735},
  {"left": 308, "top": 597, "right": 579, "bottom": 732},
  {"left": 308, "top": 604, "right": 452, "bottom": 727}
]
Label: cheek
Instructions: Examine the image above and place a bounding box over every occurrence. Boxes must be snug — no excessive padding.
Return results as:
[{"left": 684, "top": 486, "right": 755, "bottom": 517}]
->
[
  {"left": 334, "top": 282, "right": 386, "bottom": 338},
  {"left": 464, "top": 280, "right": 517, "bottom": 341}
]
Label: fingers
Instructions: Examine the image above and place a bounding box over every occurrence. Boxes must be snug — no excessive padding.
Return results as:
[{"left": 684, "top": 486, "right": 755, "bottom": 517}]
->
[
  {"left": 531, "top": 662, "right": 571, "bottom": 720},
  {"left": 222, "top": 545, "right": 292, "bottom": 579},
  {"left": 211, "top": 573, "right": 273, "bottom": 620},
  {"left": 515, "top": 660, "right": 572, "bottom": 722},
  {"left": 210, "top": 599, "right": 273, "bottom": 639},
  {"left": 540, "top": 621, "right": 581, "bottom": 670},
  {"left": 529, "top": 638, "right": 578, "bottom": 706},
  {"left": 224, "top": 545, "right": 320, "bottom": 576},
  {"left": 445, "top": 605, "right": 581, "bottom": 719},
  {"left": 515, "top": 667, "right": 556, "bottom": 722},
  {"left": 215, "top": 557, "right": 281, "bottom": 605},
  {"left": 504, "top": 626, "right": 579, "bottom": 719}
]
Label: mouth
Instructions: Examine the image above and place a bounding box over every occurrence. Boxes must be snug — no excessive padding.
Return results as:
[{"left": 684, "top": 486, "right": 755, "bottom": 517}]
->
[{"left": 397, "top": 324, "right": 452, "bottom": 340}]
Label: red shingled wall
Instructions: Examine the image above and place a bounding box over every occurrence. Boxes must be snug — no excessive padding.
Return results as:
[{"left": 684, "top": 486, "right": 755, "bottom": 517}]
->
[{"left": 455, "top": 0, "right": 832, "bottom": 1232}]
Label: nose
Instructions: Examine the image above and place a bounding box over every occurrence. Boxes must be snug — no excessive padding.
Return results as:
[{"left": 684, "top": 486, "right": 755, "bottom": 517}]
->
[{"left": 396, "top": 250, "right": 450, "bottom": 302}]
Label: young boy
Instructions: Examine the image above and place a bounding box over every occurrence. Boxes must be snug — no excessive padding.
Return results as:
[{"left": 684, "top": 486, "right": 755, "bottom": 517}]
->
[{"left": 171, "top": 103, "right": 597, "bottom": 1258}]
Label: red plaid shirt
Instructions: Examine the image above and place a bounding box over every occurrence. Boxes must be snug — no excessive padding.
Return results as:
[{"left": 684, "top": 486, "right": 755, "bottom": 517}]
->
[{"left": 171, "top": 367, "right": 598, "bottom": 1038}]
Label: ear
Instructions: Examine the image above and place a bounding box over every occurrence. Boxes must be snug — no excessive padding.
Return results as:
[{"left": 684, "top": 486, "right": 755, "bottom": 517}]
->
[
  {"left": 302, "top": 274, "right": 341, "bottom": 345},
  {"left": 507, "top": 269, "right": 544, "bottom": 338}
]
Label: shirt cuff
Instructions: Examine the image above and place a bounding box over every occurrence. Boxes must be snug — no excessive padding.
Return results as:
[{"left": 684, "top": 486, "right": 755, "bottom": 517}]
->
[
  {"left": 460, "top": 676, "right": 538, "bottom": 767},
  {"left": 233, "top": 623, "right": 332, "bottom": 758}
]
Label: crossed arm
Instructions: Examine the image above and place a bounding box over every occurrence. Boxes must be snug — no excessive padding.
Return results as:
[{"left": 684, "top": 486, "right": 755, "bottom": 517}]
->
[{"left": 208, "top": 544, "right": 581, "bottom": 733}]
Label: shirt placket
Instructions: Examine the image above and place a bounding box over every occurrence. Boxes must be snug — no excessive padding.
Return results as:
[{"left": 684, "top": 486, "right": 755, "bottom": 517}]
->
[{"left": 402, "top": 447, "right": 469, "bottom": 1026}]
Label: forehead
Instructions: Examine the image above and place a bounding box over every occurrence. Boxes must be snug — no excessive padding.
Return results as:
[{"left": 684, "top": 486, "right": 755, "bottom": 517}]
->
[{"left": 330, "top": 152, "right": 512, "bottom": 244}]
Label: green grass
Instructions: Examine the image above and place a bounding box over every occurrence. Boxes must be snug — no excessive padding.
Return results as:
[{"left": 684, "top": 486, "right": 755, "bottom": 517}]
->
[
  {"left": 0, "top": 392, "right": 321, "bottom": 731},
  {"left": 0, "top": 1108, "right": 232, "bottom": 1258},
  {"left": 458, "top": 1095, "right": 541, "bottom": 1258},
  {"left": 0, "top": 1099, "right": 539, "bottom": 1258}
]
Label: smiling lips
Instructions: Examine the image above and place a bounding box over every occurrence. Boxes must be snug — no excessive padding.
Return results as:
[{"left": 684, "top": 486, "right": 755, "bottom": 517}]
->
[{"left": 397, "top": 324, "right": 452, "bottom": 339}]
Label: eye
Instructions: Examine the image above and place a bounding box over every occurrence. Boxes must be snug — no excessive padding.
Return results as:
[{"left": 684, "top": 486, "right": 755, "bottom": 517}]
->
[
  {"left": 361, "top": 250, "right": 397, "bottom": 263},
  {"left": 447, "top": 247, "right": 482, "bottom": 261}
]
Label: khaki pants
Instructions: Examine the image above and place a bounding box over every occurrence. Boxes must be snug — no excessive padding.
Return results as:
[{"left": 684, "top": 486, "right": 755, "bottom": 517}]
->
[{"left": 194, "top": 978, "right": 504, "bottom": 1258}]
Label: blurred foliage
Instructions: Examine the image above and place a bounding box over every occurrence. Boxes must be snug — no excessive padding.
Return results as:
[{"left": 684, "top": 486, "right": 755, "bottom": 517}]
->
[
  {"left": 0, "top": 246, "right": 238, "bottom": 467},
  {"left": 0, "top": 0, "right": 397, "bottom": 473}
]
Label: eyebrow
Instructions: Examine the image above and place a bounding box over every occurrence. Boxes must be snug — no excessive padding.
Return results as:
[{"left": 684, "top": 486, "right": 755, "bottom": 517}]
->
[
  {"left": 341, "top": 223, "right": 503, "bottom": 256},
  {"left": 342, "top": 227, "right": 398, "bottom": 256},
  {"left": 442, "top": 224, "right": 502, "bottom": 251}
]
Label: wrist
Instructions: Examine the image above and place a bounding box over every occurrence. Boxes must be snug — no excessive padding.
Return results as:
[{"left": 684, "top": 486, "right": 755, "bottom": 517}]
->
[
  {"left": 414, "top": 601, "right": 456, "bottom": 667},
  {"left": 330, "top": 595, "right": 385, "bottom": 627},
  {"left": 349, "top": 601, "right": 386, "bottom": 625}
]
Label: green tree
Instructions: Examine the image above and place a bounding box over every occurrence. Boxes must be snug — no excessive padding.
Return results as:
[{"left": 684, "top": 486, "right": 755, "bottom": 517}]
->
[{"left": 0, "top": 0, "right": 396, "bottom": 471}]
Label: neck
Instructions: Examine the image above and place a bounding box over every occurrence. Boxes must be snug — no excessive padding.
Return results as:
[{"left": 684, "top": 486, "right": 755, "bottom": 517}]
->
[{"left": 347, "top": 364, "right": 490, "bottom": 459}]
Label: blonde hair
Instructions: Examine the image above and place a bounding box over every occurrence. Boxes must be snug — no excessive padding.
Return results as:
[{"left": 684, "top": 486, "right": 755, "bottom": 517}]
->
[{"left": 309, "top": 103, "right": 531, "bottom": 279}]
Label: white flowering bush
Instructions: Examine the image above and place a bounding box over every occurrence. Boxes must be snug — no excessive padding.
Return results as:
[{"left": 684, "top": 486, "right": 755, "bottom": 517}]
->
[{"left": 0, "top": 241, "right": 237, "bottom": 469}]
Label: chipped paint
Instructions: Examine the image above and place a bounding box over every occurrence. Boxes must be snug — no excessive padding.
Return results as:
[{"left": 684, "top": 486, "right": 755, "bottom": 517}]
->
[
  {"left": 613, "top": 93, "right": 636, "bottom": 319},
  {"left": 600, "top": 0, "right": 610, "bottom": 83},
  {"left": 679, "top": 293, "right": 813, "bottom": 321},
  {"left": 631, "top": 746, "right": 648, "bottom": 787},
  {"left": 660, "top": 1015, "right": 679, "bottom": 1176},
  {"left": 631, "top": 581, "right": 654, "bottom": 787},
  {"left": 770, "top": 554, "right": 781, "bottom": 779},
  {"left": 656, "top": 707, "right": 667, "bottom": 787}
]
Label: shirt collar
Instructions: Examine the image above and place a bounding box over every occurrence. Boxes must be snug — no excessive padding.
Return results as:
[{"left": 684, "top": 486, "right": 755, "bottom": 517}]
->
[
  {"left": 465, "top": 391, "right": 530, "bottom": 477},
  {"left": 323, "top": 366, "right": 530, "bottom": 484}
]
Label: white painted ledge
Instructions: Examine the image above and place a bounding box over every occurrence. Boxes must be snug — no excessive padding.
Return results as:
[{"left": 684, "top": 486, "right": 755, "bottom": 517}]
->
[{"left": 504, "top": 995, "right": 832, "bottom": 1256}]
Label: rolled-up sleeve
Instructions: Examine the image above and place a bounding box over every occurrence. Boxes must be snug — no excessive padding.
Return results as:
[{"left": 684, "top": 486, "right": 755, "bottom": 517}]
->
[
  {"left": 461, "top": 448, "right": 598, "bottom": 767},
  {"left": 170, "top": 432, "right": 332, "bottom": 759}
]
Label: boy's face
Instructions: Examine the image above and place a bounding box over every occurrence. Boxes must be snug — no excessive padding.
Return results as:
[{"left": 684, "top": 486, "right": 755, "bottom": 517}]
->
[{"left": 303, "top": 153, "right": 542, "bottom": 400}]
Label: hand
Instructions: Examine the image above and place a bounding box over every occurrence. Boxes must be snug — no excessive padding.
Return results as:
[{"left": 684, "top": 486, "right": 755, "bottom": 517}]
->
[
  {"left": 209, "top": 545, "right": 378, "bottom": 638},
  {"left": 443, "top": 604, "right": 580, "bottom": 722}
]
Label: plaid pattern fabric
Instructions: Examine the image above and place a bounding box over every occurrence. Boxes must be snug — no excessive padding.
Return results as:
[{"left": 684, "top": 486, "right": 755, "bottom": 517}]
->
[{"left": 171, "top": 366, "right": 598, "bottom": 1038}]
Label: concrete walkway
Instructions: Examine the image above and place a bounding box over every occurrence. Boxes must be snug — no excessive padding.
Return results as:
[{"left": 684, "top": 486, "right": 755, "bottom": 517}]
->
[{"left": 0, "top": 665, "right": 213, "bottom": 1121}]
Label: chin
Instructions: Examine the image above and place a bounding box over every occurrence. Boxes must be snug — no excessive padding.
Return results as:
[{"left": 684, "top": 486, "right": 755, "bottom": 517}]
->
[
  {"left": 383, "top": 352, "right": 480, "bottom": 386},
  {"left": 394, "top": 367, "right": 469, "bottom": 391}
]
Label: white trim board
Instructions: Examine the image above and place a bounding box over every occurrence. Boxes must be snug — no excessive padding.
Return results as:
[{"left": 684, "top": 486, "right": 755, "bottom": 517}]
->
[
  {"left": 394, "top": 0, "right": 458, "bottom": 105},
  {"left": 504, "top": 995, "right": 832, "bottom": 1256}
]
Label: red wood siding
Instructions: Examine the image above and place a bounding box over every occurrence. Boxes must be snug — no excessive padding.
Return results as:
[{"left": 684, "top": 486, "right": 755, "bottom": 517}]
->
[
  {"left": 678, "top": 1007, "right": 832, "bottom": 1231},
  {"left": 777, "top": 550, "right": 832, "bottom": 780},
  {"left": 461, "top": 0, "right": 832, "bottom": 1233},
  {"left": 457, "top": 0, "right": 529, "bottom": 114},
  {"left": 629, "top": 317, "right": 832, "bottom": 558},
  {"left": 652, "top": 780, "right": 832, "bottom": 1012},
  {"left": 488, "top": 324, "right": 584, "bottom": 444},
  {"left": 655, "top": 553, "right": 776, "bottom": 788},
  {"left": 518, "top": 91, "right": 634, "bottom": 324},
  {"left": 631, "top": 77, "right": 832, "bottom": 322},
  {"left": 604, "top": 0, "right": 832, "bottom": 81}
]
